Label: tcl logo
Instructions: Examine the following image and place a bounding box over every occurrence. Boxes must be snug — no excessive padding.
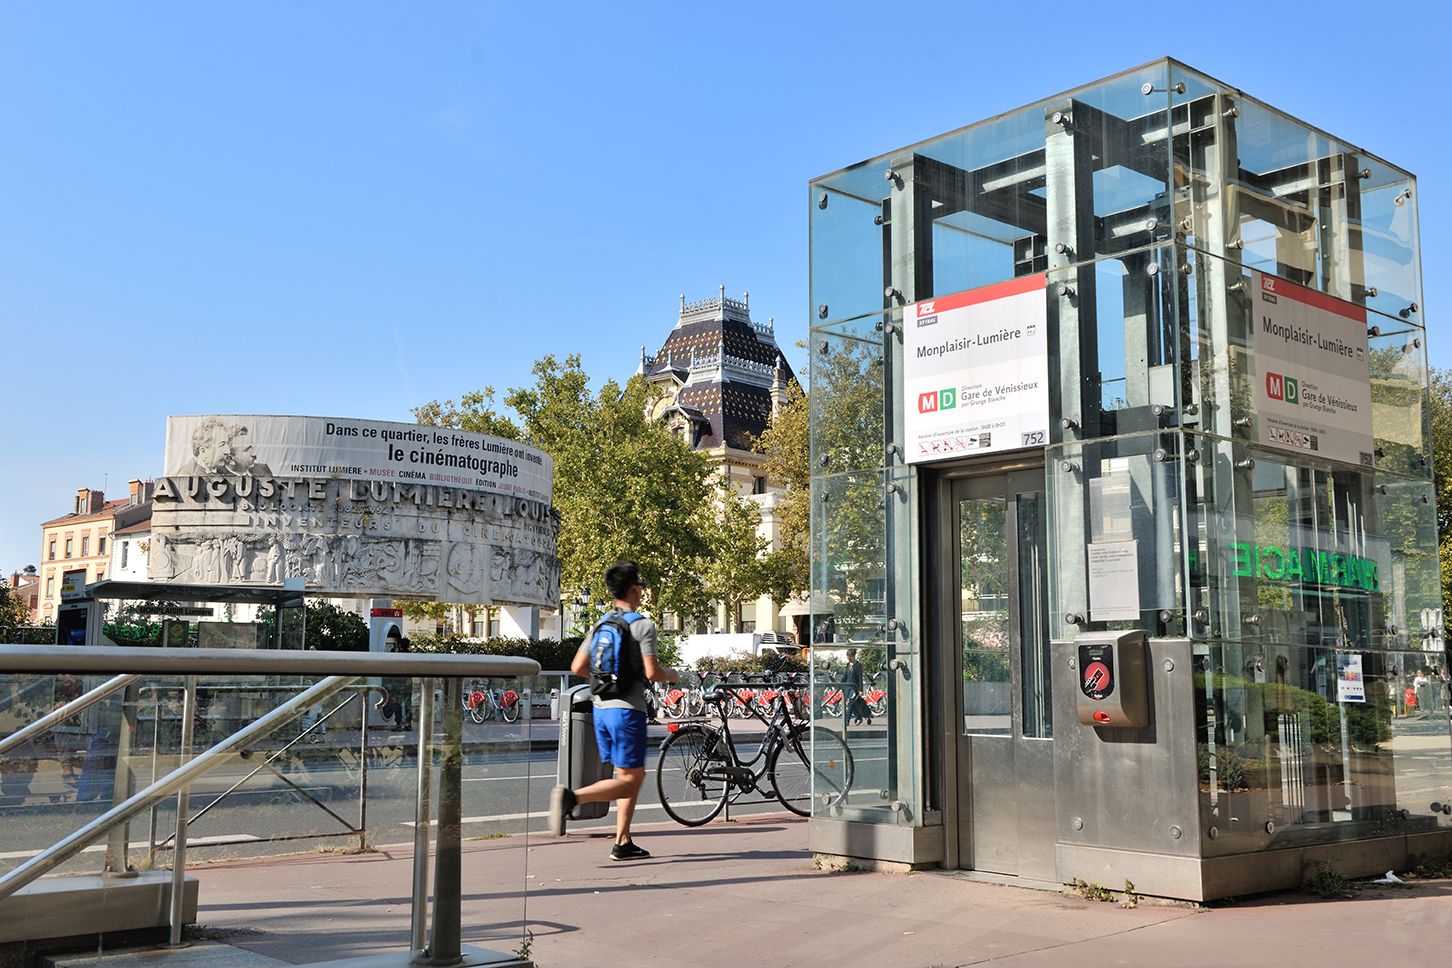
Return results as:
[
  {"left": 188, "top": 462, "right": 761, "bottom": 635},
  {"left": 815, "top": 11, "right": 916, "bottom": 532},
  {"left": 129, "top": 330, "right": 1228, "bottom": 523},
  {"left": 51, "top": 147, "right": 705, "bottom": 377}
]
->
[
  {"left": 1261, "top": 276, "right": 1277, "bottom": 293},
  {"left": 917, "top": 301, "right": 936, "bottom": 316},
  {"left": 918, "top": 391, "right": 939, "bottom": 413}
]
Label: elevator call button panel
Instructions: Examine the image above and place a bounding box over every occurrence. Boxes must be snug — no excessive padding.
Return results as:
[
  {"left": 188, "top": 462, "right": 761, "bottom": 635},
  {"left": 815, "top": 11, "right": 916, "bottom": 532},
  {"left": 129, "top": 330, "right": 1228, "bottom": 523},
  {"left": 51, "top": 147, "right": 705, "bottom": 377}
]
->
[{"left": 1074, "top": 630, "right": 1149, "bottom": 727}]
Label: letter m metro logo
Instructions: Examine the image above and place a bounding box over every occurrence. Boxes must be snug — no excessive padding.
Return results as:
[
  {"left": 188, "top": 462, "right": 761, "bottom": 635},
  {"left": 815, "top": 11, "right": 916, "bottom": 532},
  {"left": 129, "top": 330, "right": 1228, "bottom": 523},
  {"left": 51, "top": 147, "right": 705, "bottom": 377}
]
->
[
  {"left": 1267, "top": 372, "right": 1300, "bottom": 404},
  {"left": 918, "top": 391, "right": 938, "bottom": 413}
]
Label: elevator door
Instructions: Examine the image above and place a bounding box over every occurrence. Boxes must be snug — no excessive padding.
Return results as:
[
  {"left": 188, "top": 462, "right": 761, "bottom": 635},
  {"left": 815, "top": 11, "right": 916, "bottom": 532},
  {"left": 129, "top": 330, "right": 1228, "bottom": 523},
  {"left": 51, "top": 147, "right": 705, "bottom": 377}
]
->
[{"left": 953, "top": 470, "right": 1055, "bottom": 879}]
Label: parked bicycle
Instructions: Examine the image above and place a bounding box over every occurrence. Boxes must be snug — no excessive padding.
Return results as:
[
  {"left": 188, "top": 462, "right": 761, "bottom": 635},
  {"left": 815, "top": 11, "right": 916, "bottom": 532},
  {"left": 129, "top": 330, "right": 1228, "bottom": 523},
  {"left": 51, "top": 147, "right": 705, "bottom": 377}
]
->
[
  {"left": 655, "top": 673, "right": 853, "bottom": 826},
  {"left": 463, "top": 682, "right": 523, "bottom": 724}
]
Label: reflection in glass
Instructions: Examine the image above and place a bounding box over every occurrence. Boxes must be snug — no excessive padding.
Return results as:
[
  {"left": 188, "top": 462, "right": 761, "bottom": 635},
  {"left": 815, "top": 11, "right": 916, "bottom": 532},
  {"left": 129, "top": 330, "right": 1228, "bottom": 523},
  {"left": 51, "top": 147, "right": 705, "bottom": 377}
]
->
[{"left": 961, "top": 496, "right": 1010, "bottom": 735}]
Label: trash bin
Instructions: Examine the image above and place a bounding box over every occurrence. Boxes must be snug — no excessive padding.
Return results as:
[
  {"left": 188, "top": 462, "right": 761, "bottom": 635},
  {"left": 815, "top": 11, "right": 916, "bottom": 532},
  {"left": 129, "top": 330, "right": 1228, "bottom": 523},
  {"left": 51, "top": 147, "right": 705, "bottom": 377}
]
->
[
  {"left": 557, "top": 683, "right": 611, "bottom": 820},
  {"left": 549, "top": 688, "right": 561, "bottom": 721}
]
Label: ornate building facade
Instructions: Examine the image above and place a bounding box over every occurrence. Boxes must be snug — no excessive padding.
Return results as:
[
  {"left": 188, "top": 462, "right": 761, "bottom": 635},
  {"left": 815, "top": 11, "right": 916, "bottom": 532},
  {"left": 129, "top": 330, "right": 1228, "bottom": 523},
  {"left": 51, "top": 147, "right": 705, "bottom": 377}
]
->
[{"left": 640, "top": 287, "right": 797, "bottom": 635}]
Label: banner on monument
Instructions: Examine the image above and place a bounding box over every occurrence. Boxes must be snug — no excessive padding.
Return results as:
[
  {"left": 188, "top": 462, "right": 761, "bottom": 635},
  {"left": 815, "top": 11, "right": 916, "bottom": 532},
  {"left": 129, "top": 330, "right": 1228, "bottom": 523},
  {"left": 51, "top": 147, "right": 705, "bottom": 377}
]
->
[{"left": 163, "top": 414, "right": 551, "bottom": 504}]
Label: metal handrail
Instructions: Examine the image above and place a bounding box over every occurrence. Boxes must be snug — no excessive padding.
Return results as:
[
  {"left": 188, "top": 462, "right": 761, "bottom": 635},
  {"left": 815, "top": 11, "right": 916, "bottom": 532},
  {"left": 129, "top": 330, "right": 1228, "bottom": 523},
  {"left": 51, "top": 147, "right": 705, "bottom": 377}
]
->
[
  {"left": 0, "top": 673, "right": 140, "bottom": 756},
  {"left": 0, "top": 675, "right": 360, "bottom": 899},
  {"left": 0, "top": 646, "right": 541, "bottom": 964},
  {"left": 0, "top": 644, "right": 542, "bottom": 679}
]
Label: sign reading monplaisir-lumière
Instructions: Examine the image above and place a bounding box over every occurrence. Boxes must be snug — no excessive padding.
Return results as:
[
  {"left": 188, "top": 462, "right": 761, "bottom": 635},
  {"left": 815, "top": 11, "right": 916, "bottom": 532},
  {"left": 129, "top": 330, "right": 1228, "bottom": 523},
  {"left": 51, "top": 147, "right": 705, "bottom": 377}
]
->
[
  {"left": 148, "top": 415, "right": 560, "bottom": 607},
  {"left": 902, "top": 275, "right": 1050, "bottom": 464},
  {"left": 1252, "top": 271, "right": 1374, "bottom": 468}
]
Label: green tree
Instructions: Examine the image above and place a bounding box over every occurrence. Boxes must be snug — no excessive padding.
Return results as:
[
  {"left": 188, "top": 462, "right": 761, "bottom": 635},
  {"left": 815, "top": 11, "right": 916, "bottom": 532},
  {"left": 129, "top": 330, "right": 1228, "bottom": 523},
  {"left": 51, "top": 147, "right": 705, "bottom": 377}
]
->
[
  {"left": 260, "top": 600, "right": 370, "bottom": 651},
  {"left": 0, "top": 584, "right": 31, "bottom": 637},
  {"left": 1431, "top": 367, "right": 1452, "bottom": 618},
  {"left": 504, "top": 354, "right": 718, "bottom": 627},
  {"left": 702, "top": 487, "right": 779, "bottom": 632},
  {"left": 417, "top": 354, "right": 721, "bottom": 630},
  {"left": 808, "top": 338, "right": 887, "bottom": 637},
  {"left": 413, "top": 387, "right": 521, "bottom": 440},
  {"left": 752, "top": 378, "right": 809, "bottom": 602}
]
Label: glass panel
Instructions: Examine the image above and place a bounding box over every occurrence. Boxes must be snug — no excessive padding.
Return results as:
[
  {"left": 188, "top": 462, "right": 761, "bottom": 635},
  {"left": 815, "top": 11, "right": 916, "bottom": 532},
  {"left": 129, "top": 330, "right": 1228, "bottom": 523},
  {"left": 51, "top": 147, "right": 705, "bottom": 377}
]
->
[
  {"left": 961, "top": 494, "right": 1010, "bottom": 736},
  {"left": 1183, "top": 243, "right": 1425, "bottom": 469},
  {"left": 810, "top": 185, "right": 888, "bottom": 326},
  {"left": 1017, "top": 490, "right": 1053, "bottom": 738},
  {"left": 809, "top": 459, "right": 916, "bottom": 826},
  {"left": 812, "top": 62, "right": 1172, "bottom": 324},
  {"left": 810, "top": 332, "right": 885, "bottom": 476},
  {"left": 812, "top": 470, "right": 888, "bottom": 648},
  {"left": 1369, "top": 324, "right": 1432, "bottom": 479},
  {"left": 1046, "top": 434, "right": 1187, "bottom": 642},
  {"left": 1177, "top": 431, "right": 1451, "bottom": 853},
  {"left": 1170, "top": 62, "right": 1421, "bottom": 320},
  {"left": 1048, "top": 244, "right": 1181, "bottom": 438},
  {"left": 0, "top": 671, "right": 536, "bottom": 955}
]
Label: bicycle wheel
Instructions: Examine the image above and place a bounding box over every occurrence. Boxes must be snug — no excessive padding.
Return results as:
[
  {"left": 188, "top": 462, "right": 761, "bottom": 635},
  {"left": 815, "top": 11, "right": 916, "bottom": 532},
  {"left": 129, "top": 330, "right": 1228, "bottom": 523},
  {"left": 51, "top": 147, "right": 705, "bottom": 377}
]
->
[
  {"left": 467, "top": 702, "right": 485, "bottom": 725},
  {"left": 768, "top": 725, "right": 853, "bottom": 817},
  {"left": 656, "top": 725, "right": 730, "bottom": 827},
  {"left": 501, "top": 702, "right": 520, "bottom": 724}
]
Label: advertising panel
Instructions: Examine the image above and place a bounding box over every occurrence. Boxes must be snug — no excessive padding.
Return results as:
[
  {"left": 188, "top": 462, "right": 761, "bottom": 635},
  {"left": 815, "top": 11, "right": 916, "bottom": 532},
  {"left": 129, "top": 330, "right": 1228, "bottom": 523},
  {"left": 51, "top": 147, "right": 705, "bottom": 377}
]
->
[
  {"left": 902, "top": 275, "right": 1049, "bottom": 464},
  {"left": 1252, "top": 272, "right": 1374, "bottom": 468},
  {"left": 150, "top": 415, "right": 559, "bottom": 608}
]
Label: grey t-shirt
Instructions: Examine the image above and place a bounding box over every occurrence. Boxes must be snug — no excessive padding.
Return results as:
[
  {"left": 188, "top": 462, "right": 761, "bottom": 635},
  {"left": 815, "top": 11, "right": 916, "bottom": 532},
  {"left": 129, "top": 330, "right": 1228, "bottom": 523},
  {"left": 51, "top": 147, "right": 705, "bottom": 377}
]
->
[{"left": 577, "top": 609, "right": 658, "bottom": 714}]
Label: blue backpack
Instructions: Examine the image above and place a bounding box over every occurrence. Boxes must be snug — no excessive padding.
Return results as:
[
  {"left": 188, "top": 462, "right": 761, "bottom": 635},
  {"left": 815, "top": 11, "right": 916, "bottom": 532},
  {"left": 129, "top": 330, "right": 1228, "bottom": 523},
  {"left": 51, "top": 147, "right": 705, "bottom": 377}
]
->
[{"left": 588, "top": 610, "right": 643, "bottom": 699}]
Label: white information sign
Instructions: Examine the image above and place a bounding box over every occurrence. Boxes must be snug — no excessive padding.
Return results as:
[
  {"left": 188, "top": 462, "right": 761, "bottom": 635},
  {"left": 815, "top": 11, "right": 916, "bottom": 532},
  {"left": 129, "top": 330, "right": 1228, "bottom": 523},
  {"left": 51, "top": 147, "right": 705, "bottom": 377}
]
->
[
  {"left": 1087, "top": 540, "right": 1140, "bottom": 622},
  {"left": 903, "top": 276, "right": 1049, "bottom": 463},
  {"left": 1252, "top": 271, "right": 1374, "bottom": 468},
  {"left": 1336, "top": 653, "right": 1366, "bottom": 704}
]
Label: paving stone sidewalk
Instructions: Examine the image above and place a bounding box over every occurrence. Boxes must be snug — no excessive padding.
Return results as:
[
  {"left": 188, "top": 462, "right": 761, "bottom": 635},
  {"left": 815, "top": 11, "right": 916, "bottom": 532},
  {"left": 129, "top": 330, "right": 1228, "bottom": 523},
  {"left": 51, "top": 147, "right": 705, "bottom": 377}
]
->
[{"left": 186, "top": 813, "right": 1452, "bottom": 968}]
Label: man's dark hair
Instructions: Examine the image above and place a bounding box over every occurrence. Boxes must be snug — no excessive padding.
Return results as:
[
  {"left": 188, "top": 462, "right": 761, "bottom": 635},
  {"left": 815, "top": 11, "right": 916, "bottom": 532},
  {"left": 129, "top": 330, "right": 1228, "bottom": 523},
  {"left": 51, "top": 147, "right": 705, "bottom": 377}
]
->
[{"left": 605, "top": 561, "right": 640, "bottom": 600}]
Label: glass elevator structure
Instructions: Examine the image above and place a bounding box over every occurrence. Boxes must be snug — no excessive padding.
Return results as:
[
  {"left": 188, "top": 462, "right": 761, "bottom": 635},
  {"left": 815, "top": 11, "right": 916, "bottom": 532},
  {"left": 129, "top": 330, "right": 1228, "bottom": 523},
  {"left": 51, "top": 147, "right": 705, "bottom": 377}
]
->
[{"left": 807, "top": 59, "right": 1451, "bottom": 899}]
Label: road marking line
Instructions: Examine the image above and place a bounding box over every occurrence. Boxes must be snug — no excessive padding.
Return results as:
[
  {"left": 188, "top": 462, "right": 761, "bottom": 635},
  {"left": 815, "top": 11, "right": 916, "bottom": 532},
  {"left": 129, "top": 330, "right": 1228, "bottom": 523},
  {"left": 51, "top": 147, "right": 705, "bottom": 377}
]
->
[{"left": 0, "top": 833, "right": 262, "bottom": 861}]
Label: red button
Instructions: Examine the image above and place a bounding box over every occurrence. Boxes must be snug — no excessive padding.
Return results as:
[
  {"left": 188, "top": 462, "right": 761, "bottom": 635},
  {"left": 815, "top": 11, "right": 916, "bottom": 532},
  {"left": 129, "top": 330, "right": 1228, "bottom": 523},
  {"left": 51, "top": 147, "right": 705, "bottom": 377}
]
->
[{"left": 1093, "top": 711, "right": 1112, "bottom": 723}]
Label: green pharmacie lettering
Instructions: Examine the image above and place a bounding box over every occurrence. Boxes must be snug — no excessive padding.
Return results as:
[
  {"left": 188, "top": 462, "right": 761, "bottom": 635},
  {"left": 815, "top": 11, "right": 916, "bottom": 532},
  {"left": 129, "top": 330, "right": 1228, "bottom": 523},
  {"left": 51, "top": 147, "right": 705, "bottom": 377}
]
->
[{"left": 1223, "top": 542, "right": 1379, "bottom": 592}]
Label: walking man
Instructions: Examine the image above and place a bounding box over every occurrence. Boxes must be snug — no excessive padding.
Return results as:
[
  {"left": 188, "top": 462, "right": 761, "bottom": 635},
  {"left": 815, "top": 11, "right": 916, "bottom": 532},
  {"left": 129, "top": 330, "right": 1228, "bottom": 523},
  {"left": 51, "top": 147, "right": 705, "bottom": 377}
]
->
[{"left": 549, "top": 561, "right": 678, "bottom": 860}]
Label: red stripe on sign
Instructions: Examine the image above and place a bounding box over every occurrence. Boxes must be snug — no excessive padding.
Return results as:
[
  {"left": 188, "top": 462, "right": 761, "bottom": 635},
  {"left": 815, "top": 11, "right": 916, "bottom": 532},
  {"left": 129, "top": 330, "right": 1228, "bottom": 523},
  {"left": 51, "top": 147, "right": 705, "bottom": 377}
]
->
[
  {"left": 1257, "top": 271, "right": 1366, "bottom": 324},
  {"left": 913, "top": 273, "right": 1046, "bottom": 317}
]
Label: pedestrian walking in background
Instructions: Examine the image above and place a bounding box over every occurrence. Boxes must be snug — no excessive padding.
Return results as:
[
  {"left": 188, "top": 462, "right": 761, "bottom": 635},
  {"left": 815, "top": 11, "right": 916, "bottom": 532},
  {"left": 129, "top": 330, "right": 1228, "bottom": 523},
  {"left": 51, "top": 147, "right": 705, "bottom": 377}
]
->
[
  {"left": 549, "top": 561, "right": 679, "bottom": 861},
  {"left": 845, "top": 647, "right": 870, "bottom": 726}
]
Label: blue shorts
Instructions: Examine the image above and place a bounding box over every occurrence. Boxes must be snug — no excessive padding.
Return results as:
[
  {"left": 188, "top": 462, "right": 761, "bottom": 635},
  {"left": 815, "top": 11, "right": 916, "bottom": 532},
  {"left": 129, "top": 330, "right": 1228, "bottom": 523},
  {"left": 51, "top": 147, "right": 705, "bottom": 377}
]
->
[{"left": 593, "top": 707, "right": 648, "bottom": 769}]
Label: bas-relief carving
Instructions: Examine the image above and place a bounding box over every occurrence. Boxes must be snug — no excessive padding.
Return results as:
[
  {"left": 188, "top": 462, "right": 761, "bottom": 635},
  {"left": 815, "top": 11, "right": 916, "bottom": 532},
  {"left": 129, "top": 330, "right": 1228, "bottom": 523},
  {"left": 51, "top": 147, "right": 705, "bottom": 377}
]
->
[{"left": 149, "top": 477, "right": 560, "bottom": 607}]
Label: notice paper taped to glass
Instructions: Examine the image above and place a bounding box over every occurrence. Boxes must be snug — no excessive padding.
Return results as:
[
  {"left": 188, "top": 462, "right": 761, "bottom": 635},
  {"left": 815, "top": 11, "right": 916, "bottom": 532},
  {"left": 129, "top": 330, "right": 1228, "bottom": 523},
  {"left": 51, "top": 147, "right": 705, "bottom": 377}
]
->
[{"left": 1088, "top": 540, "right": 1140, "bottom": 622}]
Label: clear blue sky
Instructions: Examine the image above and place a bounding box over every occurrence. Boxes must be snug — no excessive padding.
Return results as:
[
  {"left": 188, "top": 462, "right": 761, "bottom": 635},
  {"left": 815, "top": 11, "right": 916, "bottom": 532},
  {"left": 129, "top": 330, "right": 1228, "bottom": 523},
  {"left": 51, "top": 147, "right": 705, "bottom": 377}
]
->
[{"left": 3, "top": 1, "right": 1449, "bottom": 575}]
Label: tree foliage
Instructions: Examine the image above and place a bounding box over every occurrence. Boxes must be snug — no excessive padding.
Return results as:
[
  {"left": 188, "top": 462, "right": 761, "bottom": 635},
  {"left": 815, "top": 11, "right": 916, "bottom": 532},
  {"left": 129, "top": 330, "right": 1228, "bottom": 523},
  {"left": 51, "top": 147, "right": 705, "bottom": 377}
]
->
[
  {"left": 0, "top": 585, "right": 31, "bottom": 636},
  {"left": 413, "top": 388, "right": 521, "bottom": 440},
  {"left": 259, "top": 599, "right": 370, "bottom": 651},
  {"left": 752, "top": 379, "right": 809, "bottom": 602},
  {"left": 1431, "top": 367, "right": 1452, "bottom": 618},
  {"left": 415, "top": 354, "right": 722, "bottom": 629}
]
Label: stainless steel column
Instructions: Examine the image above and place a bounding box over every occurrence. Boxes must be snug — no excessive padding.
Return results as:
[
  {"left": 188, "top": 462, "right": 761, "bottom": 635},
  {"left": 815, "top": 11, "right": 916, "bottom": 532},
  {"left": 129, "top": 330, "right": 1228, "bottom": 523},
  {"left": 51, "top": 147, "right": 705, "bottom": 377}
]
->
[
  {"left": 104, "top": 679, "right": 140, "bottom": 876},
  {"left": 428, "top": 677, "right": 463, "bottom": 965},
  {"left": 167, "top": 676, "right": 196, "bottom": 947},
  {"left": 410, "top": 677, "right": 436, "bottom": 956}
]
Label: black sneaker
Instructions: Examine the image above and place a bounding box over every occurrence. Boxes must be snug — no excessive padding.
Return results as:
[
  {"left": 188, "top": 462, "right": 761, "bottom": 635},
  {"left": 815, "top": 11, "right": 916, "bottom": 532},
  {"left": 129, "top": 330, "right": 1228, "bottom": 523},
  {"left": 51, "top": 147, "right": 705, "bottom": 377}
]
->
[
  {"left": 548, "top": 785, "right": 576, "bottom": 836},
  {"left": 610, "top": 841, "right": 651, "bottom": 862}
]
